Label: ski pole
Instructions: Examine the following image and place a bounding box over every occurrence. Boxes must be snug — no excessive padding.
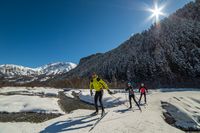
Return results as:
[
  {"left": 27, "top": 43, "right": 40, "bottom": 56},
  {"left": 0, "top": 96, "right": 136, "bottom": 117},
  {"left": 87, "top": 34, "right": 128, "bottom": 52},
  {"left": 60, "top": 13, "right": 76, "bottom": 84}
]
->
[
  {"left": 125, "top": 92, "right": 129, "bottom": 107},
  {"left": 135, "top": 88, "right": 140, "bottom": 101},
  {"left": 109, "top": 94, "right": 130, "bottom": 108},
  {"left": 135, "top": 94, "right": 139, "bottom": 101}
]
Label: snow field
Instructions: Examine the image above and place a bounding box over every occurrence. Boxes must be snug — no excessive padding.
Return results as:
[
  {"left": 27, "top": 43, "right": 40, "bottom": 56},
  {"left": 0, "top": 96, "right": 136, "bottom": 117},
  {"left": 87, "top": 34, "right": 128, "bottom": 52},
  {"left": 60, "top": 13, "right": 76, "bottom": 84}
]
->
[
  {"left": 0, "top": 87, "right": 64, "bottom": 114},
  {"left": 0, "top": 88, "right": 199, "bottom": 133}
]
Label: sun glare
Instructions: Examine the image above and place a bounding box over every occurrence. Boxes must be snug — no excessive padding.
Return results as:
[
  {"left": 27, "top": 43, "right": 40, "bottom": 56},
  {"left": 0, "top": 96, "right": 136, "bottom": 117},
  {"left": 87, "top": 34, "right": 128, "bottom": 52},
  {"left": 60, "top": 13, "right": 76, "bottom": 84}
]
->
[{"left": 147, "top": 2, "right": 167, "bottom": 24}]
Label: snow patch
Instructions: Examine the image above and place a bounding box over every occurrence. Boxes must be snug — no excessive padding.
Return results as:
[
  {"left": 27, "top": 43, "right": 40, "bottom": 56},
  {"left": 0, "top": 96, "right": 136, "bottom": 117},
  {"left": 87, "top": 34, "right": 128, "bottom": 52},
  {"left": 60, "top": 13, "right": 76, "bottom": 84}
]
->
[
  {"left": 0, "top": 95, "right": 64, "bottom": 114},
  {"left": 0, "top": 87, "right": 63, "bottom": 96}
]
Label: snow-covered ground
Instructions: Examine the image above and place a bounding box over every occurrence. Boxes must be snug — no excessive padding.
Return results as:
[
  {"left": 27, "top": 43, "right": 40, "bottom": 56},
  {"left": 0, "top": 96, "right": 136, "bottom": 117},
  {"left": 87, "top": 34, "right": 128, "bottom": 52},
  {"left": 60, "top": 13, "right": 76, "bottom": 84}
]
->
[
  {"left": 0, "top": 87, "right": 63, "bottom": 96},
  {"left": 0, "top": 88, "right": 199, "bottom": 133},
  {"left": 64, "top": 89, "right": 81, "bottom": 99},
  {"left": 0, "top": 87, "right": 64, "bottom": 114},
  {"left": 0, "top": 95, "right": 64, "bottom": 114},
  {"left": 79, "top": 89, "right": 129, "bottom": 107}
]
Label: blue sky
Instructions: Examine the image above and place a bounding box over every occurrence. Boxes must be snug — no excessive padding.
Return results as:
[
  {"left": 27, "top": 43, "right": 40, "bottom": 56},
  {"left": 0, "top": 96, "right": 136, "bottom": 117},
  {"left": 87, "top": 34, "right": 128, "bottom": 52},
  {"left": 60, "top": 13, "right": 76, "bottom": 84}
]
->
[{"left": 0, "top": 0, "right": 193, "bottom": 67}]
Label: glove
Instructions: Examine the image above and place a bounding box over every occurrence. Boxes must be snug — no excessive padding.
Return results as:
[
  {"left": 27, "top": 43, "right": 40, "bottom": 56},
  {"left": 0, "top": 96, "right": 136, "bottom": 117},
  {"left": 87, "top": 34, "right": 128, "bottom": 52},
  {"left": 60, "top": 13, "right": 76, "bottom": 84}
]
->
[
  {"left": 90, "top": 90, "right": 93, "bottom": 96},
  {"left": 108, "top": 89, "right": 113, "bottom": 95}
]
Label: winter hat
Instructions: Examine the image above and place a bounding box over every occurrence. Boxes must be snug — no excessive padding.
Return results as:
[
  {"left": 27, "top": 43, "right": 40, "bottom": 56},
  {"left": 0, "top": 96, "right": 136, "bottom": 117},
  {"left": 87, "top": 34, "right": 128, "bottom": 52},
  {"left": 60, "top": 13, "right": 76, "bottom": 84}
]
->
[
  {"left": 141, "top": 83, "right": 144, "bottom": 87},
  {"left": 128, "top": 82, "right": 132, "bottom": 86}
]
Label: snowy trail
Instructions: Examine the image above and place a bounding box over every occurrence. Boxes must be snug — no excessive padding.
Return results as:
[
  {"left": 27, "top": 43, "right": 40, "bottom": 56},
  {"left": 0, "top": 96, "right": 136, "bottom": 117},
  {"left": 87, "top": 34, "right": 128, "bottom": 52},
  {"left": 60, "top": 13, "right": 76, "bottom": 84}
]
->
[{"left": 0, "top": 90, "right": 199, "bottom": 133}]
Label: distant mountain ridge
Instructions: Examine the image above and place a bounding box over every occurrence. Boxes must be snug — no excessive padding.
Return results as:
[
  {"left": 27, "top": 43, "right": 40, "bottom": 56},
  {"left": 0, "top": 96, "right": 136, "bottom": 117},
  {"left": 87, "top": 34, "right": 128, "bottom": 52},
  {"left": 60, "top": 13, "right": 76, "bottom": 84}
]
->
[
  {"left": 0, "top": 62, "right": 77, "bottom": 85},
  {"left": 0, "top": 62, "right": 77, "bottom": 77}
]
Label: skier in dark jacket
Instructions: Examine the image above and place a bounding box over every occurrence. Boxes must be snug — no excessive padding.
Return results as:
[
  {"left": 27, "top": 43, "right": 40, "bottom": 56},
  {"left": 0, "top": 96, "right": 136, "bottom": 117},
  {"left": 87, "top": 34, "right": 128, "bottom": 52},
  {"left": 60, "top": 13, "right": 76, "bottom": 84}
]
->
[
  {"left": 125, "top": 82, "right": 141, "bottom": 111},
  {"left": 138, "top": 83, "right": 148, "bottom": 105}
]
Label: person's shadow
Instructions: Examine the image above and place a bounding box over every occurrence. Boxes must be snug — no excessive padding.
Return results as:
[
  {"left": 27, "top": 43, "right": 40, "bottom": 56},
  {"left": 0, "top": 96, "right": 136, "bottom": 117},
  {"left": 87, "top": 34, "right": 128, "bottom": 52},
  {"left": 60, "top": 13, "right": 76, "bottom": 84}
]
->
[
  {"left": 114, "top": 107, "right": 140, "bottom": 114},
  {"left": 114, "top": 108, "right": 132, "bottom": 114},
  {"left": 40, "top": 114, "right": 98, "bottom": 133}
]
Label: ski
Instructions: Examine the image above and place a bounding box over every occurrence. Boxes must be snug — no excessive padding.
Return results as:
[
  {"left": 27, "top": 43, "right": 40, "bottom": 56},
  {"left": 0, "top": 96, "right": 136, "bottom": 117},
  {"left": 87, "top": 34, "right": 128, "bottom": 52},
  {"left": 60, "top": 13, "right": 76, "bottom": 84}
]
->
[
  {"left": 139, "top": 103, "right": 147, "bottom": 109},
  {"left": 89, "top": 112, "right": 108, "bottom": 132},
  {"left": 129, "top": 108, "right": 135, "bottom": 112},
  {"left": 110, "top": 94, "right": 139, "bottom": 113}
]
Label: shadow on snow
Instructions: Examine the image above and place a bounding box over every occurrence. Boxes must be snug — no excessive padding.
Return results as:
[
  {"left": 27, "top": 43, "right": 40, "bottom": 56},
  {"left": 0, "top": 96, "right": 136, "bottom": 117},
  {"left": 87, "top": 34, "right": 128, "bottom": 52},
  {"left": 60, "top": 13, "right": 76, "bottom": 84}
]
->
[{"left": 40, "top": 115, "right": 98, "bottom": 133}]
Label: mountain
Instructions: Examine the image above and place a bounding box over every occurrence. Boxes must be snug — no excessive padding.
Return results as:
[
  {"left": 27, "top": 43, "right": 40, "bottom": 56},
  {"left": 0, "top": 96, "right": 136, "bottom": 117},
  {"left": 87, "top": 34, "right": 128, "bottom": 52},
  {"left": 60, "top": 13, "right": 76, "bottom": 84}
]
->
[
  {"left": 0, "top": 62, "right": 77, "bottom": 85},
  {"left": 50, "top": 0, "right": 200, "bottom": 88},
  {"left": 35, "top": 62, "right": 77, "bottom": 76},
  {"left": 0, "top": 64, "right": 41, "bottom": 77}
]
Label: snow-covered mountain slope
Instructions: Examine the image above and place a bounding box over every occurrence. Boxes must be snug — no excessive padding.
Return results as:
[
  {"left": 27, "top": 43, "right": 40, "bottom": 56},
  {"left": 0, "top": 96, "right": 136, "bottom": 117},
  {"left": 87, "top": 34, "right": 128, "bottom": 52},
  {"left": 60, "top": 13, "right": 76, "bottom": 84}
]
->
[
  {"left": 59, "top": 0, "right": 200, "bottom": 88},
  {"left": 36, "top": 62, "right": 77, "bottom": 75},
  {"left": 0, "top": 62, "right": 77, "bottom": 84},
  {"left": 0, "top": 64, "right": 40, "bottom": 77},
  {"left": 0, "top": 62, "right": 77, "bottom": 77}
]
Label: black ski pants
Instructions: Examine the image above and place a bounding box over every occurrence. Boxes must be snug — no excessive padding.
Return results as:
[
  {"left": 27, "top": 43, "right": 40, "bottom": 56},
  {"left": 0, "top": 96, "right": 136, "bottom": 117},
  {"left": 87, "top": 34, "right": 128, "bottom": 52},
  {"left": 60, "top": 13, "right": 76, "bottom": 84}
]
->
[
  {"left": 129, "top": 94, "right": 140, "bottom": 109},
  {"left": 138, "top": 92, "right": 147, "bottom": 104},
  {"left": 94, "top": 90, "right": 104, "bottom": 112}
]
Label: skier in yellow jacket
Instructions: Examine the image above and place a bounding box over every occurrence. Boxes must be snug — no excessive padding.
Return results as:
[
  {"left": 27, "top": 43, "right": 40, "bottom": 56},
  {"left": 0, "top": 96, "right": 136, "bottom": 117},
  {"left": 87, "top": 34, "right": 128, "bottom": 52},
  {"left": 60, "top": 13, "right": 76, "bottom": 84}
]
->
[{"left": 90, "top": 72, "right": 112, "bottom": 115}]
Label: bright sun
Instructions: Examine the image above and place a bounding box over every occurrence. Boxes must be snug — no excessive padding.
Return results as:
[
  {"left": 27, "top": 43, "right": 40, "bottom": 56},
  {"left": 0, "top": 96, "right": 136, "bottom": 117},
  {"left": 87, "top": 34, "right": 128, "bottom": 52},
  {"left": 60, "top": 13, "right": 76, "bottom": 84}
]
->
[{"left": 147, "top": 2, "right": 166, "bottom": 24}]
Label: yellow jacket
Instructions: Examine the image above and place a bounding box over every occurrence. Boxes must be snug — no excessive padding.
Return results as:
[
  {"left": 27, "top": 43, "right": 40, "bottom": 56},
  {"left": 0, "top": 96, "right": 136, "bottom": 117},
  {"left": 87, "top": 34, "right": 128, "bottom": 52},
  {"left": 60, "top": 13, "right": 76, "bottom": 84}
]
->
[{"left": 90, "top": 77, "right": 109, "bottom": 92}]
